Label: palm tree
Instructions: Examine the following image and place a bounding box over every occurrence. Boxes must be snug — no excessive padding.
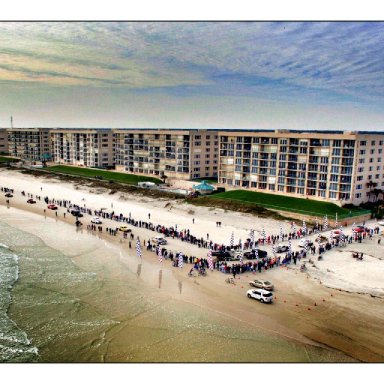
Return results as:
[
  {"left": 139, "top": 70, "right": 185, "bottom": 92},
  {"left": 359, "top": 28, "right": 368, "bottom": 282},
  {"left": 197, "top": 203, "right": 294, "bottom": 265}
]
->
[{"left": 366, "top": 181, "right": 378, "bottom": 202}]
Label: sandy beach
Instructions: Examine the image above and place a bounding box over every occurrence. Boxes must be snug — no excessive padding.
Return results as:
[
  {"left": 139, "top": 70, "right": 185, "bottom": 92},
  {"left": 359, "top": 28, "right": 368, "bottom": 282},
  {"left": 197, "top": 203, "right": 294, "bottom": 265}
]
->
[{"left": 1, "top": 168, "right": 384, "bottom": 362}]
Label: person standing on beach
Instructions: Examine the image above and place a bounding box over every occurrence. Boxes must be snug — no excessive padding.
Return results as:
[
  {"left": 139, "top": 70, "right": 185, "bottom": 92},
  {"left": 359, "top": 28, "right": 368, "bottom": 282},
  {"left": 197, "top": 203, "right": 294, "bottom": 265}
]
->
[
  {"left": 192, "top": 218, "right": 195, "bottom": 224},
  {"left": 148, "top": 213, "right": 151, "bottom": 220}
]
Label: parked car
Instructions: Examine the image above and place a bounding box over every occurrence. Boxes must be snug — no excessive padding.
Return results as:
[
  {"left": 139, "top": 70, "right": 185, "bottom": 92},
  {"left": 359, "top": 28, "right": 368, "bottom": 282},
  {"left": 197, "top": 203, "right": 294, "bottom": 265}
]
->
[
  {"left": 27, "top": 198, "right": 36, "bottom": 204},
  {"left": 47, "top": 204, "right": 57, "bottom": 210},
  {"left": 152, "top": 236, "right": 167, "bottom": 245},
  {"left": 352, "top": 226, "right": 367, "bottom": 233},
  {"left": 91, "top": 217, "right": 102, "bottom": 224},
  {"left": 243, "top": 249, "right": 268, "bottom": 259},
  {"left": 5, "top": 193, "right": 13, "bottom": 198},
  {"left": 246, "top": 289, "right": 273, "bottom": 303},
  {"left": 249, "top": 279, "right": 274, "bottom": 291},
  {"left": 71, "top": 209, "right": 83, "bottom": 217},
  {"left": 119, "top": 226, "right": 130, "bottom": 232},
  {"left": 211, "top": 251, "right": 232, "bottom": 261},
  {"left": 378, "top": 221, "right": 384, "bottom": 226},
  {"left": 298, "top": 239, "right": 314, "bottom": 248},
  {"left": 275, "top": 245, "right": 289, "bottom": 253}
]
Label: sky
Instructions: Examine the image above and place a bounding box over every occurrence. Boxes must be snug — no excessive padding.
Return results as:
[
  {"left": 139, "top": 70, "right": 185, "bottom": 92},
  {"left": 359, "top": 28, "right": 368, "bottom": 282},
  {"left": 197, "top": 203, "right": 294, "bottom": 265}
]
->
[{"left": 1, "top": 21, "right": 384, "bottom": 131}]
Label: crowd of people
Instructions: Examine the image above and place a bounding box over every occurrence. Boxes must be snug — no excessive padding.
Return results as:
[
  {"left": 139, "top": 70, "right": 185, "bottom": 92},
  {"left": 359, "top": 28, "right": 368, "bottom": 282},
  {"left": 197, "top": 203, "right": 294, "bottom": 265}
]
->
[{"left": 1, "top": 183, "right": 382, "bottom": 280}]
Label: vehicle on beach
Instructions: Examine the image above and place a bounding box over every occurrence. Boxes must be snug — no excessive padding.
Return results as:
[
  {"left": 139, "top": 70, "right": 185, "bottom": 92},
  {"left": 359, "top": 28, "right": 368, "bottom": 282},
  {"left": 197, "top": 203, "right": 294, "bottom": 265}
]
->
[
  {"left": 91, "top": 217, "right": 102, "bottom": 224},
  {"left": 5, "top": 193, "right": 13, "bottom": 198},
  {"left": 47, "top": 204, "right": 58, "bottom": 210},
  {"left": 249, "top": 279, "right": 274, "bottom": 291},
  {"left": 71, "top": 209, "right": 83, "bottom": 217},
  {"left": 152, "top": 236, "right": 167, "bottom": 245},
  {"left": 27, "top": 199, "right": 36, "bottom": 204},
  {"left": 119, "top": 226, "right": 131, "bottom": 232},
  {"left": 352, "top": 225, "right": 367, "bottom": 233},
  {"left": 211, "top": 250, "right": 232, "bottom": 261},
  {"left": 298, "top": 239, "right": 314, "bottom": 247},
  {"left": 275, "top": 245, "right": 289, "bottom": 253},
  {"left": 243, "top": 249, "right": 268, "bottom": 259},
  {"left": 246, "top": 288, "right": 273, "bottom": 303}
]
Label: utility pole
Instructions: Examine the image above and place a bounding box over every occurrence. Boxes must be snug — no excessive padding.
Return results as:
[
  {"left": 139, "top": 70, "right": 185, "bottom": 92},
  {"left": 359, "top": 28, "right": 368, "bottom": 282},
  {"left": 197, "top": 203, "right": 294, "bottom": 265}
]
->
[{"left": 10, "top": 116, "right": 13, "bottom": 128}]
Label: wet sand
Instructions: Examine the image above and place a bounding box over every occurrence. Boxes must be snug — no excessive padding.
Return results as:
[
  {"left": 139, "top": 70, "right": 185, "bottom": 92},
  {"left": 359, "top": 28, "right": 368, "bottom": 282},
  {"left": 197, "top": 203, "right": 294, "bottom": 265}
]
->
[{"left": 1, "top": 169, "right": 384, "bottom": 362}]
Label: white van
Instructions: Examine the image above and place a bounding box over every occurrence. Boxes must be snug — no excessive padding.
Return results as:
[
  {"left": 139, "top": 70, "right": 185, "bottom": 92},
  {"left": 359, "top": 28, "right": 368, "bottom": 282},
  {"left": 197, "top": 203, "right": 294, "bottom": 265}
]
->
[{"left": 246, "top": 288, "right": 273, "bottom": 303}]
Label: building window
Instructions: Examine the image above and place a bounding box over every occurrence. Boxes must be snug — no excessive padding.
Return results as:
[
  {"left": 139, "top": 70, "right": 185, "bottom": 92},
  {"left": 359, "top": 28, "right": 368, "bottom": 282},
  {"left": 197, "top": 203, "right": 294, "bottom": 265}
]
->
[
  {"left": 355, "top": 193, "right": 362, "bottom": 198},
  {"left": 360, "top": 141, "right": 366, "bottom": 146}
]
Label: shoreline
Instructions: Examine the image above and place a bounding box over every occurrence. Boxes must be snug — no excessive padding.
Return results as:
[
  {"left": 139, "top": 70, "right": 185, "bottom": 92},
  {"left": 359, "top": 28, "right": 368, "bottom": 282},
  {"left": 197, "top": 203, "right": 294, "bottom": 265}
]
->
[{"left": 1, "top": 169, "right": 384, "bottom": 361}]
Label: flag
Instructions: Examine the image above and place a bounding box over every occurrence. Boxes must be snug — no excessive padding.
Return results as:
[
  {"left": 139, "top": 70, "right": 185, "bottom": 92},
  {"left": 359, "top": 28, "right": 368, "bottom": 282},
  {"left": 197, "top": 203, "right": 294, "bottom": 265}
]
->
[
  {"left": 136, "top": 238, "right": 142, "bottom": 258},
  {"left": 302, "top": 220, "right": 307, "bottom": 236},
  {"left": 239, "top": 243, "right": 244, "bottom": 264},
  {"left": 157, "top": 246, "right": 163, "bottom": 265},
  {"left": 335, "top": 212, "right": 338, "bottom": 228},
  {"left": 271, "top": 244, "right": 276, "bottom": 258},
  {"left": 279, "top": 225, "right": 284, "bottom": 242},
  {"left": 230, "top": 231, "right": 234, "bottom": 248},
  {"left": 288, "top": 238, "right": 292, "bottom": 254},
  {"left": 304, "top": 239, "right": 309, "bottom": 253},
  {"left": 254, "top": 246, "right": 259, "bottom": 260},
  {"left": 292, "top": 222, "right": 297, "bottom": 235},
  {"left": 323, "top": 215, "right": 328, "bottom": 232},
  {"left": 261, "top": 227, "right": 266, "bottom": 243},
  {"left": 339, "top": 226, "right": 345, "bottom": 242},
  {"left": 207, "top": 249, "right": 214, "bottom": 271},
  {"left": 178, "top": 252, "right": 183, "bottom": 268},
  {"left": 250, "top": 229, "right": 254, "bottom": 248},
  {"left": 315, "top": 217, "right": 319, "bottom": 230},
  {"left": 317, "top": 230, "right": 322, "bottom": 244}
]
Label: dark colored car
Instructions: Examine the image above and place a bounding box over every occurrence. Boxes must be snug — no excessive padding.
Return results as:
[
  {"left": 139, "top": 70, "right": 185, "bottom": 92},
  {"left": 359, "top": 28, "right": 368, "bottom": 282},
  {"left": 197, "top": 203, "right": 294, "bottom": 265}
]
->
[
  {"left": 27, "top": 198, "right": 36, "bottom": 204},
  {"left": 71, "top": 210, "right": 83, "bottom": 217},
  {"left": 211, "top": 251, "right": 232, "bottom": 261},
  {"left": 5, "top": 193, "right": 13, "bottom": 198},
  {"left": 243, "top": 249, "right": 268, "bottom": 259}
]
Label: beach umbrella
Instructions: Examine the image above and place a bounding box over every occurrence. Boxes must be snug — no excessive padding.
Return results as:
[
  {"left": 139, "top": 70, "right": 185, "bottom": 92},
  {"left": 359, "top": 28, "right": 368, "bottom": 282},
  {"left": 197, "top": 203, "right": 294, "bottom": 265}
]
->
[
  {"left": 157, "top": 246, "right": 163, "bottom": 266},
  {"left": 178, "top": 252, "right": 183, "bottom": 268},
  {"left": 323, "top": 215, "right": 328, "bottom": 232},
  {"left": 136, "top": 238, "right": 142, "bottom": 258},
  {"left": 207, "top": 248, "right": 214, "bottom": 271},
  {"left": 230, "top": 231, "right": 234, "bottom": 248},
  {"left": 279, "top": 225, "right": 284, "bottom": 242}
]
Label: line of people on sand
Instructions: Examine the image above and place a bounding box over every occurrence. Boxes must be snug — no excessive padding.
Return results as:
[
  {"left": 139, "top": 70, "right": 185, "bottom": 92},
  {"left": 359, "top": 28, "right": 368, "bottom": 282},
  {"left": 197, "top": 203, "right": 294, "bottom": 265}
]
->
[{"left": 2, "top": 184, "right": 382, "bottom": 272}]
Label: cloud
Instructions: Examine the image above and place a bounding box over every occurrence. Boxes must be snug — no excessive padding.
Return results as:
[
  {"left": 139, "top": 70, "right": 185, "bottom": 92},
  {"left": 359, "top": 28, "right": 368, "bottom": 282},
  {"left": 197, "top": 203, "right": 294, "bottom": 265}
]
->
[{"left": 0, "top": 21, "right": 383, "bottom": 111}]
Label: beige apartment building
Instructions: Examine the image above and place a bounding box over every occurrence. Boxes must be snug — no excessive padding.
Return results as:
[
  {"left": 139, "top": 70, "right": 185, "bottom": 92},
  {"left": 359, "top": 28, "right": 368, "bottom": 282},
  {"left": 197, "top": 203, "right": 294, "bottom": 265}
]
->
[
  {"left": 113, "top": 129, "right": 219, "bottom": 180},
  {"left": 50, "top": 129, "right": 114, "bottom": 168},
  {"left": 0, "top": 128, "right": 9, "bottom": 154},
  {"left": 218, "top": 130, "right": 384, "bottom": 206},
  {"left": 7, "top": 128, "right": 51, "bottom": 161}
]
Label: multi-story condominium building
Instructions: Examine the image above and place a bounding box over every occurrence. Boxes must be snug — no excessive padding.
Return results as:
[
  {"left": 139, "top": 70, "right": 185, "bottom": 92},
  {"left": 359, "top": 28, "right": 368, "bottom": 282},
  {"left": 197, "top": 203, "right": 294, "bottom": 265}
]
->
[
  {"left": 50, "top": 129, "right": 114, "bottom": 168},
  {"left": 0, "top": 128, "right": 9, "bottom": 154},
  {"left": 218, "top": 130, "right": 384, "bottom": 206},
  {"left": 113, "top": 129, "right": 219, "bottom": 180},
  {"left": 7, "top": 128, "right": 51, "bottom": 161}
]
